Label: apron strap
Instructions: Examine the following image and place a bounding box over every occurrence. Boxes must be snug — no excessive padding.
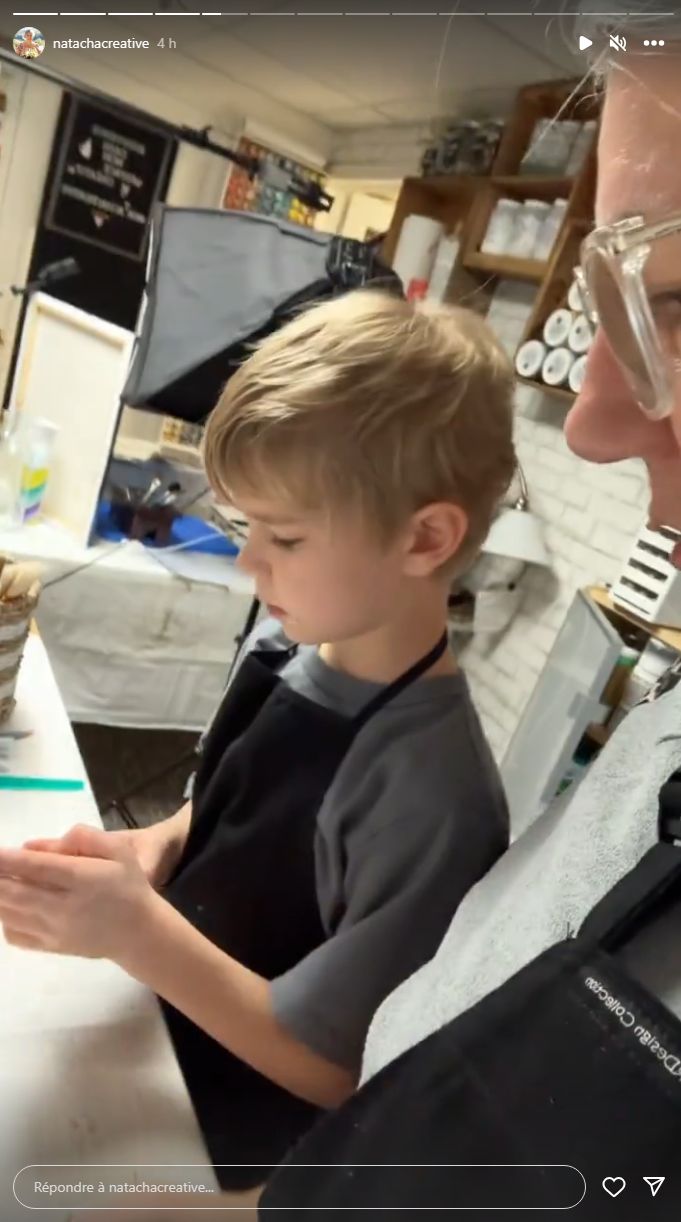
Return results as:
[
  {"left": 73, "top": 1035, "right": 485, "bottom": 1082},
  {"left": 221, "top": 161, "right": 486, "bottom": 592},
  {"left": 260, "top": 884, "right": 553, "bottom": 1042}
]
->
[
  {"left": 578, "top": 840, "right": 681, "bottom": 952},
  {"left": 353, "top": 631, "right": 450, "bottom": 730},
  {"left": 658, "top": 771, "right": 681, "bottom": 843}
]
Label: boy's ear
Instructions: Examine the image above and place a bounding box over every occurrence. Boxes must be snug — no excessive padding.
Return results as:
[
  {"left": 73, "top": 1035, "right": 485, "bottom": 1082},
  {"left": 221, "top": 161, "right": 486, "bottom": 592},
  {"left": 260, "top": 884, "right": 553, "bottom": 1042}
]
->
[{"left": 402, "top": 503, "right": 469, "bottom": 577}]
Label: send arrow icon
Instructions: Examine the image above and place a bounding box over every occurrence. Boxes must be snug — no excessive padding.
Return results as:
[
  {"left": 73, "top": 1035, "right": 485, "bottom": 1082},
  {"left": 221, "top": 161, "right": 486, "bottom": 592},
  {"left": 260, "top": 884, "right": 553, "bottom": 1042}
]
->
[{"left": 644, "top": 1177, "right": 665, "bottom": 1197}]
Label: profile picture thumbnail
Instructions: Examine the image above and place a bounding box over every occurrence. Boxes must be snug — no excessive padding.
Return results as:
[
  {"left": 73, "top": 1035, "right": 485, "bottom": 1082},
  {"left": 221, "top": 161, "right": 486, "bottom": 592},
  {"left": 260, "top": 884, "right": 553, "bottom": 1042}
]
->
[{"left": 13, "top": 27, "right": 45, "bottom": 58}]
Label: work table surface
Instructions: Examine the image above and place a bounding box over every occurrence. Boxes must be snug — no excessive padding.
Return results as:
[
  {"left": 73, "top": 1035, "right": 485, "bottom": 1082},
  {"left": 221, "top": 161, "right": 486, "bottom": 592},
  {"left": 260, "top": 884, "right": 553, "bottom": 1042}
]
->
[
  {"left": 0, "top": 635, "right": 214, "bottom": 1222},
  {"left": 0, "top": 520, "right": 255, "bottom": 731}
]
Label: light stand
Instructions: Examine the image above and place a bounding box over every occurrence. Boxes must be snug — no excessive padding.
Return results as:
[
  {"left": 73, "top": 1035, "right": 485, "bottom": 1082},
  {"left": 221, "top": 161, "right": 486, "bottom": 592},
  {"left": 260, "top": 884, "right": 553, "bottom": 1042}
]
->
[{"left": 0, "top": 47, "right": 334, "bottom": 214}]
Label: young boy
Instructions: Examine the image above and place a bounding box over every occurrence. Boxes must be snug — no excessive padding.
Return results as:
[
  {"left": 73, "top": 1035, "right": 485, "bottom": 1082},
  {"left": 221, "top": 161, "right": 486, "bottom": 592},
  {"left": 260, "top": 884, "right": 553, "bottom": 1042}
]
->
[{"left": 0, "top": 289, "right": 514, "bottom": 1194}]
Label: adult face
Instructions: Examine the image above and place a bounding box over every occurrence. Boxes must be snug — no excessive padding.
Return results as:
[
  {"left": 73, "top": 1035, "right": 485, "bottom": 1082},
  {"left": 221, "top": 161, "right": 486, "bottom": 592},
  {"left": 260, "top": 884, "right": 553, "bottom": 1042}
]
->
[{"left": 565, "top": 47, "right": 681, "bottom": 556}]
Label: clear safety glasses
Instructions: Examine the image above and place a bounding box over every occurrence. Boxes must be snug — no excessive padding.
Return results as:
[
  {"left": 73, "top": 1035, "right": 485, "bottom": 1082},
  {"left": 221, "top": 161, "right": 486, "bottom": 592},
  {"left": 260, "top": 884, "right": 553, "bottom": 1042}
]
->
[{"left": 574, "top": 211, "right": 681, "bottom": 421}]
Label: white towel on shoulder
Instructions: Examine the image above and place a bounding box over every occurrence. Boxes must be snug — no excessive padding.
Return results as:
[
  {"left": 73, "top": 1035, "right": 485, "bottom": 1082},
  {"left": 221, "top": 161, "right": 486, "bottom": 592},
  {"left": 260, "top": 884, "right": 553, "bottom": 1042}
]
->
[{"left": 362, "top": 684, "right": 681, "bottom": 1084}]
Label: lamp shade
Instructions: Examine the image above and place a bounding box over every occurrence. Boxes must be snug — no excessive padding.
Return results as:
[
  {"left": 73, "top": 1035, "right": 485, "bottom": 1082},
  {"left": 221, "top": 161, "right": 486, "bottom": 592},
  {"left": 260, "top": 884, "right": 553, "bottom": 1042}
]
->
[{"left": 481, "top": 507, "right": 550, "bottom": 567}]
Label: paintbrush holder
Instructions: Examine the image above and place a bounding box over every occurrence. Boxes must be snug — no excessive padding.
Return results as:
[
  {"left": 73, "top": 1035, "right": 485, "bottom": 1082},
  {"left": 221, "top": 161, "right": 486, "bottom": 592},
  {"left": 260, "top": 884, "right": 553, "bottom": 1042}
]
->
[
  {"left": 0, "top": 558, "right": 41, "bottom": 724},
  {"left": 109, "top": 484, "right": 178, "bottom": 546}
]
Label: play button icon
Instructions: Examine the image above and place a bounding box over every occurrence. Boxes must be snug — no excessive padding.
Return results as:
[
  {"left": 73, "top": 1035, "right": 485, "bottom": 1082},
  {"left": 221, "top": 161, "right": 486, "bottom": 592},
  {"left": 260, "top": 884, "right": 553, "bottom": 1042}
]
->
[{"left": 579, "top": 35, "right": 593, "bottom": 50}]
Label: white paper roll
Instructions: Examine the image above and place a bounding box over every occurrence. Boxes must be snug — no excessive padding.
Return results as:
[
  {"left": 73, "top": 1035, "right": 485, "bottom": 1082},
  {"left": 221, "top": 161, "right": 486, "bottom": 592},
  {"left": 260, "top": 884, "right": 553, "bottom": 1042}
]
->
[
  {"left": 392, "top": 214, "right": 445, "bottom": 293},
  {"left": 567, "top": 278, "right": 583, "bottom": 313},
  {"left": 569, "top": 354, "right": 588, "bottom": 393},
  {"left": 542, "top": 346, "right": 574, "bottom": 387},
  {"left": 543, "top": 308, "right": 573, "bottom": 348},
  {"left": 568, "top": 313, "right": 592, "bottom": 355},
  {"left": 427, "top": 235, "right": 460, "bottom": 302},
  {"left": 515, "top": 339, "right": 547, "bottom": 380}
]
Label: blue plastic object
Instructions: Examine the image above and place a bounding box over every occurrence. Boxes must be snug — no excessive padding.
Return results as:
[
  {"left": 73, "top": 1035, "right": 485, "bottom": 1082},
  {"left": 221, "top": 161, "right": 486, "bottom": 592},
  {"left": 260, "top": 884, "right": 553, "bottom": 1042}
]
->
[
  {"left": 169, "top": 514, "right": 240, "bottom": 556},
  {"left": 95, "top": 501, "right": 240, "bottom": 556},
  {"left": 95, "top": 500, "right": 127, "bottom": 542}
]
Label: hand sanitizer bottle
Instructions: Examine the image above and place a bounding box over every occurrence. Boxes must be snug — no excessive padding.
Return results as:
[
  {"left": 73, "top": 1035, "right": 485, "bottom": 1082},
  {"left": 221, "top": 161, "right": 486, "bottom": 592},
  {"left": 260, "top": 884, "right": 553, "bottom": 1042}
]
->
[{"left": 15, "top": 417, "right": 58, "bottom": 525}]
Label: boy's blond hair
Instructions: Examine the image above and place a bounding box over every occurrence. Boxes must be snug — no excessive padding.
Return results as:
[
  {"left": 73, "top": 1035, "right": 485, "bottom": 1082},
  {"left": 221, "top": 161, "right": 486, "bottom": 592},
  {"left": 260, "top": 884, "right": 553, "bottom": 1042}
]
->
[{"left": 204, "top": 289, "right": 516, "bottom": 576}]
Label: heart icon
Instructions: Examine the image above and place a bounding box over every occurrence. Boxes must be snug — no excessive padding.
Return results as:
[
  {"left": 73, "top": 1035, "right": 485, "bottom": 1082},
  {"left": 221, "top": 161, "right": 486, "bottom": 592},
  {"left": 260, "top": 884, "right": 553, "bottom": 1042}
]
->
[{"left": 602, "top": 1177, "right": 626, "bottom": 1198}]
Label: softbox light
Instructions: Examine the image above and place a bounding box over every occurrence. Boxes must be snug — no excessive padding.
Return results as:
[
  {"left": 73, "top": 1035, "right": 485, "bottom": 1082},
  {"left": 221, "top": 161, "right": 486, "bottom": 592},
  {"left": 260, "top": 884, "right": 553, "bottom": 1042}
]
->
[{"left": 122, "top": 205, "right": 401, "bottom": 425}]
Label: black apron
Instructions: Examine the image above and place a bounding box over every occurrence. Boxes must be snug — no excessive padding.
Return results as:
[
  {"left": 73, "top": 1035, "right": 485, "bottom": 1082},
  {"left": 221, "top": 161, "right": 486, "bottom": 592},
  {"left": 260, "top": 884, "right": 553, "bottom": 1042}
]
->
[
  {"left": 161, "top": 630, "right": 449, "bottom": 1191},
  {"left": 260, "top": 792, "right": 681, "bottom": 1217}
]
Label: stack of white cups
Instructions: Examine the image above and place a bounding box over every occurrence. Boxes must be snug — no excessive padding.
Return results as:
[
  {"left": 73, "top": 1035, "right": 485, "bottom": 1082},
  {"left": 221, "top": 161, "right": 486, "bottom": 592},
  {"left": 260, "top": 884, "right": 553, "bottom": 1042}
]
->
[{"left": 514, "top": 269, "right": 592, "bottom": 393}]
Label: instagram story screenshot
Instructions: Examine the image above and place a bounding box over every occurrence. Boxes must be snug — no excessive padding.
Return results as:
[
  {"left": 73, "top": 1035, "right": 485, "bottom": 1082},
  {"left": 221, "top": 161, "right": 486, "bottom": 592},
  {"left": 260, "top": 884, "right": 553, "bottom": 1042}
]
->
[{"left": 0, "top": 0, "right": 681, "bottom": 1218}]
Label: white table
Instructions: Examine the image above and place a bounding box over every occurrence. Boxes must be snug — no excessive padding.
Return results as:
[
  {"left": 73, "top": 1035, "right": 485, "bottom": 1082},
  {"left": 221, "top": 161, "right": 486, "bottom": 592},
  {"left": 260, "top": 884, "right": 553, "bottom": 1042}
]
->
[
  {"left": 0, "top": 522, "right": 255, "bottom": 732},
  {"left": 0, "top": 635, "right": 216, "bottom": 1222}
]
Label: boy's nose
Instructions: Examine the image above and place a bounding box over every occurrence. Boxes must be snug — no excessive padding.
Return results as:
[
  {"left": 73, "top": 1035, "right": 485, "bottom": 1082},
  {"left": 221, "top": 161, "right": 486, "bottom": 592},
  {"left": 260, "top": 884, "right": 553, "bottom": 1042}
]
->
[
  {"left": 236, "top": 541, "right": 254, "bottom": 572},
  {"left": 236, "top": 538, "right": 267, "bottom": 577}
]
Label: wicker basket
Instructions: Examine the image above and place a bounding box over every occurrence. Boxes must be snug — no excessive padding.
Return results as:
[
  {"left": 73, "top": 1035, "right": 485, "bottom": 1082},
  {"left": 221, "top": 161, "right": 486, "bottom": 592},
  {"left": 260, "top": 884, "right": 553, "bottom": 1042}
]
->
[{"left": 0, "top": 577, "right": 40, "bottom": 725}]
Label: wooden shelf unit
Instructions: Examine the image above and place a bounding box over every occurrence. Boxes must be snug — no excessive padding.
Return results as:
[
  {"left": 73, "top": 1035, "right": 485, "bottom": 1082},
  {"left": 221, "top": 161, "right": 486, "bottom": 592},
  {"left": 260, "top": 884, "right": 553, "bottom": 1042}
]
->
[
  {"left": 463, "top": 250, "right": 548, "bottom": 282},
  {"left": 514, "top": 217, "right": 594, "bottom": 403},
  {"left": 382, "top": 78, "right": 601, "bottom": 400},
  {"left": 381, "top": 174, "right": 479, "bottom": 267},
  {"left": 515, "top": 374, "right": 574, "bottom": 405},
  {"left": 491, "top": 174, "right": 575, "bottom": 195},
  {"left": 580, "top": 585, "right": 681, "bottom": 754},
  {"left": 588, "top": 585, "right": 681, "bottom": 655}
]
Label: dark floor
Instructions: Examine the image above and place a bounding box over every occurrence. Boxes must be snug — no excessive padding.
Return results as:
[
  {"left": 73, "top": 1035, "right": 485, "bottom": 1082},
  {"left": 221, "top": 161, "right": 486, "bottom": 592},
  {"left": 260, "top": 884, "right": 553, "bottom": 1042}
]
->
[{"left": 73, "top": 723, "right": 199, "bottom": 830}]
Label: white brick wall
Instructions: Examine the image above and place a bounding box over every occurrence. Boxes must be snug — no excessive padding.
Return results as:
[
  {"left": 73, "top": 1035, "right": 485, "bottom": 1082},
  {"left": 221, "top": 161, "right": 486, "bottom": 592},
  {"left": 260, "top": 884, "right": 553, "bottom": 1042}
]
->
[{"left": 460, "top": 283, "right": 650, "bottom": 762}]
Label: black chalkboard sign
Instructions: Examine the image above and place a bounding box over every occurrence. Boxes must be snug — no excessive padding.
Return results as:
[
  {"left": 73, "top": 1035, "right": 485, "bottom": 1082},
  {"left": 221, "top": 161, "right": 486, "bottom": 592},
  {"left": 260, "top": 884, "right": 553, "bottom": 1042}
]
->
[{"left": 45, "top": 96, "right": 174, "bottom": 261}]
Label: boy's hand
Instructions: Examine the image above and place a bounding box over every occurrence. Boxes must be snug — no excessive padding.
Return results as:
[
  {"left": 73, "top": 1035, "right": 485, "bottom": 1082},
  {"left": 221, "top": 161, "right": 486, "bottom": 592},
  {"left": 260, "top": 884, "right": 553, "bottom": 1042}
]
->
[
  {"left": 25, "top": 822, "right": 176, "bottom": 890},
  {"left": 0, "top": 824, "right": 161, "bottom": 959}
]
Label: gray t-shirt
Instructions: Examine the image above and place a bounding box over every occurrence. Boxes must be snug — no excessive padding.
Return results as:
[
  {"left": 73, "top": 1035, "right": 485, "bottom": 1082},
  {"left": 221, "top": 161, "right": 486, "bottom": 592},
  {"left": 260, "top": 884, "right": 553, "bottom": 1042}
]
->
[
  {"left": 234, "top": 619, "right": 509, "bottom": 1072},
  {"left": 362, "top": 671, "right": 681, "bottom": 1083}
]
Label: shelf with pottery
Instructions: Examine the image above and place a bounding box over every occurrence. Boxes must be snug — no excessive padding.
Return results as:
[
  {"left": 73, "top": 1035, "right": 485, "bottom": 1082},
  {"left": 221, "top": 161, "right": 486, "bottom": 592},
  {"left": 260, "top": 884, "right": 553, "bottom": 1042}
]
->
[
  {"left": 382, "top": 171, "right": 577, "bottom": 272},
  {"left": 512, "top": 217, "right": 594, "bottom": 403},
  {"left": 460, "top": 145, "right": 596, "bottom": 279},
  {"left": 384, "top": 78, "right": 598, "bottom": 268},
  {"left": 382, "top": 78, "right": 600, "bottom": 404}
]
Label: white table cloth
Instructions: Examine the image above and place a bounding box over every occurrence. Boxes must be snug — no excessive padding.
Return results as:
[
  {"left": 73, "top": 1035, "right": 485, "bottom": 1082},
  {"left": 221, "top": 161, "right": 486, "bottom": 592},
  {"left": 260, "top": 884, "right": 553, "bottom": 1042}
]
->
[{"left": 0, "top": 522, "right": 255, "bottom": 731}]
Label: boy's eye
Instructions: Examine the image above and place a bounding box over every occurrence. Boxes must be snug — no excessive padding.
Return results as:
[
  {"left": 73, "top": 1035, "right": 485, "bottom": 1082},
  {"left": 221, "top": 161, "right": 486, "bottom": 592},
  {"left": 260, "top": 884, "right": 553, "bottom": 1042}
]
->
[{"left": 271, "top": 535, "right": 303, "bottom": 550}]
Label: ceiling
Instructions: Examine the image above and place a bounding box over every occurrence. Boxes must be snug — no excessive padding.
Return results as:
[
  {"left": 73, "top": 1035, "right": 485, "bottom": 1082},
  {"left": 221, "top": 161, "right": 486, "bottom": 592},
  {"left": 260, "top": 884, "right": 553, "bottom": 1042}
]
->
[
  {"left": 1, "top": 3, "right": 584, "bottom": 137},
  {"left": 175, "top": 2, "right": 583, "bottom": 129}
]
